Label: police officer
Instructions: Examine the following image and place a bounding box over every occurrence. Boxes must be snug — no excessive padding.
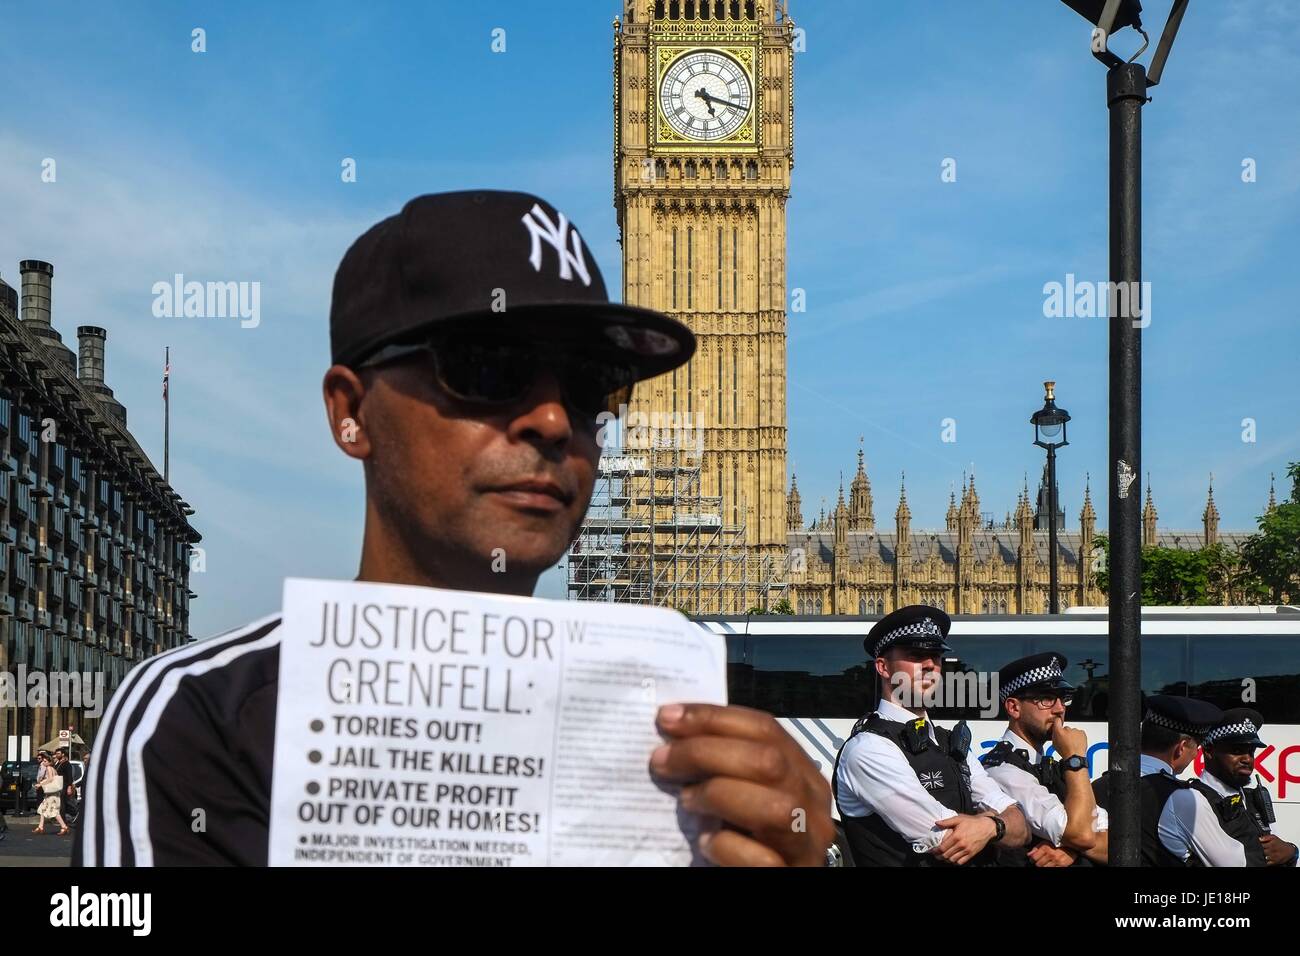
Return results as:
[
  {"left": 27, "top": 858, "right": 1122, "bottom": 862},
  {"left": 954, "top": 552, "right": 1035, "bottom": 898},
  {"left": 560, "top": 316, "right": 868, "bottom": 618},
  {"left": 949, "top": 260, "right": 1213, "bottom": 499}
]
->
[
  {"left": 833, "top": 605, "right": 1028, "bottom": 866},
  {"left": 1093, "top": 695, "right": 1245, "bottom": 866},
  {"left": 1195, "top": 708, "right": 1298, "bottom": 867},
  {"left": 981, "top": 652, "right": 1107, "bottom": 866}
]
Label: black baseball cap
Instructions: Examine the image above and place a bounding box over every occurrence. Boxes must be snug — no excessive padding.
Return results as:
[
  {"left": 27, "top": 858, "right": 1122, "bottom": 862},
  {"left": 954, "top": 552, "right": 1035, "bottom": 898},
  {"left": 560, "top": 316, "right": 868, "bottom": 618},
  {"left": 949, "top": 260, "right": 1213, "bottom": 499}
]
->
[{"left": 329, "top": 190, "right": 695, "bottom": 380}]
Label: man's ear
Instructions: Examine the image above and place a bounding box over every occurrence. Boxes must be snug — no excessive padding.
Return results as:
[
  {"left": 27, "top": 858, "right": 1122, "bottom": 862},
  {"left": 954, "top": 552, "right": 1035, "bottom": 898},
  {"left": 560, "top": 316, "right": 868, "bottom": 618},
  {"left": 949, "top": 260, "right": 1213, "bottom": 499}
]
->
[
  {"left": 874, "top": 656, "right": 891, "bottom": 683},
  {"left": 1005, "top": 697, "right": 1021, "bottom": 721},
  {"left": 323, "top": 364, "right": 373, "bottom": 460}
]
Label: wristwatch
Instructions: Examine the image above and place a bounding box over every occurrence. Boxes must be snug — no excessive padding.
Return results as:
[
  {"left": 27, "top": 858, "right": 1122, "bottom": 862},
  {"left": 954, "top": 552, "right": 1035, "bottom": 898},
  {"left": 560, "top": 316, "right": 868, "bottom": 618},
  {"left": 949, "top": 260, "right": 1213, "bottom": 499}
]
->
[
  {"left": 1061, "top": 755, "right": 1088, "bottom": 773},
  {"left": 990, "top": 815, "right": 1007, "bottom": 844}
]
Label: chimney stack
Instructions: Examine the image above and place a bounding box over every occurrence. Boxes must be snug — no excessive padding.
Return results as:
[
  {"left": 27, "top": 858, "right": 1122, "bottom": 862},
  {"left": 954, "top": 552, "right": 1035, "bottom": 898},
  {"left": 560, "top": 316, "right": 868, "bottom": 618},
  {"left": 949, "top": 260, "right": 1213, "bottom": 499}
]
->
[
  {"left": 77, "top": 326, "right": 107, "bottom": 385},
  {"left": 77, "top": 325, "right": 128, "bottom": 427},
  {"left": 19, "top": 259, "right": 54, "bottom": 327}
]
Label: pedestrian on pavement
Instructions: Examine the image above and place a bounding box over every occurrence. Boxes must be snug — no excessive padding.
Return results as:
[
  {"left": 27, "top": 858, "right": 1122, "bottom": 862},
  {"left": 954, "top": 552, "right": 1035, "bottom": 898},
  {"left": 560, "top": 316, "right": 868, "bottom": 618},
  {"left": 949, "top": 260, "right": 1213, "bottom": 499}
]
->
[
  {"left": 54, "top": 749, "right": 79, "bottom": 830},
  {"left": 34, "top": 753, "right": 68, "bottom": 835}
]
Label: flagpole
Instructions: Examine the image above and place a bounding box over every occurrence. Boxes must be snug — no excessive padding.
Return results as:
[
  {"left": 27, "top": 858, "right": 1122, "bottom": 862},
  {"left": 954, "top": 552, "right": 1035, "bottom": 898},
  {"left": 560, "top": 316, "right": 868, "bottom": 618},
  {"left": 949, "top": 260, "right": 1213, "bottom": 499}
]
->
[{"left": 163, "top": 346, "right": 170, "bottom": 484}]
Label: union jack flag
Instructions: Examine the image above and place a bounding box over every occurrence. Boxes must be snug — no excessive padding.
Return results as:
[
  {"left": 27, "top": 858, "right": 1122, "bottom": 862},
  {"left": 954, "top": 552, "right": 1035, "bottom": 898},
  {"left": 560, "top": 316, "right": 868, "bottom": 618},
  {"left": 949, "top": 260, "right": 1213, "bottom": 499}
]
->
[
  {"left": 919, "top": 771, "right": 944, "bottom": 791},
  {"left": 163, "top": 355, "right": 170, "bottom": 399}
]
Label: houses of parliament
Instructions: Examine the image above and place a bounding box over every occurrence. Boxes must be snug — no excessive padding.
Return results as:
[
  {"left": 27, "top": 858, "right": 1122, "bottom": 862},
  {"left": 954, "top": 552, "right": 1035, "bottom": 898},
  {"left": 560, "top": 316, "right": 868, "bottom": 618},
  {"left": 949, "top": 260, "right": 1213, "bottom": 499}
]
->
[{"left": 571, "top": 0, "right": 1260, "bottom": 616}]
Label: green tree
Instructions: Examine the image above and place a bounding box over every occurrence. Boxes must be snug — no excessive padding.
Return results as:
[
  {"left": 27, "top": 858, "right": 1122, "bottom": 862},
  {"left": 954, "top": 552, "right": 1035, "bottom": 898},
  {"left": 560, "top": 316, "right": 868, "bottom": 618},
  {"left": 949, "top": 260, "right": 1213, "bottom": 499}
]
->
[
  {"left": 1242, "top": 462, "right": 1300, "bottom": 603},
  {"left": 1204, "top": 541, "right": 1269, "bottom": 605},
  {"left": 1140, "top": 546, "right": 1212, "bottom": 605},
  {"left": 1092, "top": 533, "right": 1263, "bottom": 606}
]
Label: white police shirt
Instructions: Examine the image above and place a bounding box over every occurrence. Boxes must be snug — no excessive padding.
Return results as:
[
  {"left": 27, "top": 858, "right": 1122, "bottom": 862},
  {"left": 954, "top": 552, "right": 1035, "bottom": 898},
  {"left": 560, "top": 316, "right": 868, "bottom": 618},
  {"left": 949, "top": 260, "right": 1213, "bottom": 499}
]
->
[
  {"left": 983, "top": 729, "right": 1108, "bottom": 847},
  {"left": 1196, "top": 767, "right": 1244, "bottom": 801},
  {"left": 1142, "top": 754, "right": 1245, "bottom": 866},
  {"left": 835, "top": 698, "right": 1017, "bottom": 853}
]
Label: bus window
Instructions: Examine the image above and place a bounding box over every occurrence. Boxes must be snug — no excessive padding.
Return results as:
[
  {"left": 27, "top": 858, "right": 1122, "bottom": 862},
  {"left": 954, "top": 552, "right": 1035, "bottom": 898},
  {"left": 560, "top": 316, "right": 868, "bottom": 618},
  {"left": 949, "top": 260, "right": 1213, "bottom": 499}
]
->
[
  {"left": 1188, "top": 635, "right": 1300, "bottom": 724},
  {"left": 1142, "top": 636, "right": 1188, "bottom": 699},
  {"left": 740, "top": 635, "right": 873, "bottom": 718},
  {"left": 933, "top": 635, "right": 1031, "bottom": 721},
  {"left": 725, "top": 635, "right": 754, "bottom": 710}
]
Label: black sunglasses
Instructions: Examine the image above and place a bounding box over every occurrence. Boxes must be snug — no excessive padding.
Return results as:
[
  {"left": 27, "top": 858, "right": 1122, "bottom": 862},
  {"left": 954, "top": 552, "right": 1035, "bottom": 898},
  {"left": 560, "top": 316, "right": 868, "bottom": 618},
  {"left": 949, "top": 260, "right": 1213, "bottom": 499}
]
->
[{"left": 357, "top": 332, "right": 636, "bottom": 419}]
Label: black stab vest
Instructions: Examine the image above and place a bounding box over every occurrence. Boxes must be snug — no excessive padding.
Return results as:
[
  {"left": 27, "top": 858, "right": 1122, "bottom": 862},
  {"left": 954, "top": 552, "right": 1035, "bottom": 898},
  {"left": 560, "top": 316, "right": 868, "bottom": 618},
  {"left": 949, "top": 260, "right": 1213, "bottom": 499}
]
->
[
  {"left": 1189, "top": 777, "right": 1269, "bottom": 867},
  {"left": 833, "top": 713, "right": 996, "bottom": 868},
  {"left": 980, "top": 740, "right": 1093, "bottom": 867},
  {"left": 1094, "top": 770, "right": 1204, "bottom": 867}
]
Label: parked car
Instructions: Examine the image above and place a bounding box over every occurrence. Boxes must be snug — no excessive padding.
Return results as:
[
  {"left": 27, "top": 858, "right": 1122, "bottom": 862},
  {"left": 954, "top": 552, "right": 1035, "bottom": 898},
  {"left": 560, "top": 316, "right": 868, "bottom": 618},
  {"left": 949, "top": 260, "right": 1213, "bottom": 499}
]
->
[{"left": 0, "top": 760, "right": 40, "bottom": 812}]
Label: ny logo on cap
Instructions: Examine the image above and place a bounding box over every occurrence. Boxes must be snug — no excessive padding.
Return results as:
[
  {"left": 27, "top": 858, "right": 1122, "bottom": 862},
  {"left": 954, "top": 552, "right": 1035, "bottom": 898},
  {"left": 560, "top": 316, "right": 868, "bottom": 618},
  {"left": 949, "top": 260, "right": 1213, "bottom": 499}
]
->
[{"left": 521, "top": 203, "right": 592, "bottom": 287}]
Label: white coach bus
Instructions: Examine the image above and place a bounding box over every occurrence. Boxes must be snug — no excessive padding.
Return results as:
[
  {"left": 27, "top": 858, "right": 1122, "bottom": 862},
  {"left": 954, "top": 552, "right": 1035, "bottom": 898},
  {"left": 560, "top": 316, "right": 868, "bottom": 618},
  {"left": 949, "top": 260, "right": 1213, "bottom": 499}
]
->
[{"left": 694, "top": 606, "right": 1300, "bottom": 859}]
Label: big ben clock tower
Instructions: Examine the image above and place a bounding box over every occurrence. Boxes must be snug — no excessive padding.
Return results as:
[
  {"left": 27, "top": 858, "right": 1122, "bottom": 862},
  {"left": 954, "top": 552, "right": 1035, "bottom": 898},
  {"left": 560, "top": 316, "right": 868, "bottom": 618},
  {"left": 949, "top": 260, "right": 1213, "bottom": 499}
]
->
[{"left": 612, "top": 0, "right": 793, "bottom": 613}]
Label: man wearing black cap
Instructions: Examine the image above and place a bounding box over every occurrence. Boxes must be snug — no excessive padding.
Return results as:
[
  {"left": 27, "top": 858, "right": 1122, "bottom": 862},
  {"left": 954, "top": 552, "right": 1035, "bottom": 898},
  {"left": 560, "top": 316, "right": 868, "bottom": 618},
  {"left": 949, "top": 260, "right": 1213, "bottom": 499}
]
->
[
  {"left": 832, "top": 605, "right": 1028, "bottom": 866},
  {"left": 77, "top": 191, "right": 834, "bottom": 867},
  {"left": 980, "top": 653, "right": 1107, "bottom": 866},
  {"left": 1093, "top": 694, "right": 1244, "bottom": 866},
  {"left": 1195, "top": 708, "right": 1298, "bottom": 867}
]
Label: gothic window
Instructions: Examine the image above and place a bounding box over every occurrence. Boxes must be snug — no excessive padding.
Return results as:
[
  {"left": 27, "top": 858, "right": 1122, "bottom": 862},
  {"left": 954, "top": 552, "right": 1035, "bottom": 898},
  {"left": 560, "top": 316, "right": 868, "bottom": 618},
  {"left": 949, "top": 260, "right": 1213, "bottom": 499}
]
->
[
  {"left": 672, "top": 228, "right": 678, "bottom": 310},
  {"left": 687, "top": 226, "right": 693, "bottom": 309},
  {"left": 717, "top": 349, "right": 724, "bottom": 424},
  {"left": 685, "top": 160, "right": 697, "bottom": 180},
  {"left": 745, "top": 160, "right": 758, "bottom": 180},
  {"left": 655, "top": 1, "right": 665, "bottom": 19},
  {"left": 730, "top": 0, "right": 740, "bottom": 20},
  {"left": 733, "top": 227, "right": 743, "bottom": 306},
  {"left": 670, "top": 1, "right": 680, "bottom": 19},
  {"left": 654, "top": 159, "right": 667, "bottom": 180},
  {"left": 716, "top": 161, "right": 727, "bottom": 180},
  {"left": 685, "top": 0, "right": 695, "bottom": 19},
  {"left": 717, "top": 226, "right": 723, "bottom": 309},
  {"left": 733, "top": 461, "right": 739, "bottom": 524},
  {"left": 745, "top": 0, "right": 756, "bottom": 18},
  {"left": 859, "top": 595, "right": 866, "bottom": 615},
  {"left": 714, "top": 0, "right": 725, "bottom": 18},
  {"left": 686, "top": 355, "right": 692, "bottom": 413}
]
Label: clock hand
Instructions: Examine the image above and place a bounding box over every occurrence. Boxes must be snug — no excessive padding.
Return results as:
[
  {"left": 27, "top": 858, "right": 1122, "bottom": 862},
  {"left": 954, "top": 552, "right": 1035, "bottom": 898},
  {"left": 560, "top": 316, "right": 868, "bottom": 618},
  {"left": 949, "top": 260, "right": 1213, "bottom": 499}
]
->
[
  {"left": 693, "top": 88, "right": 716, "bottom": 117},
  {"left": 694, "top": 88, "right": 749, "bottom": 113}
]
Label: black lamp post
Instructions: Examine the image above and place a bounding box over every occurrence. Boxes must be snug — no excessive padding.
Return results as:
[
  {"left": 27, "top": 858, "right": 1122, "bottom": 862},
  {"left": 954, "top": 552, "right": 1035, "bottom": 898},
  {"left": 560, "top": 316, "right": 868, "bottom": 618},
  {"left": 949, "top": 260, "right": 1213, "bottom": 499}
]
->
[
  {"left": 1055, "top": 0, "right": 1191, "bottom": 869},
  {"left": 1031, "top": 381, "right": 1070, "bottom": 614}
]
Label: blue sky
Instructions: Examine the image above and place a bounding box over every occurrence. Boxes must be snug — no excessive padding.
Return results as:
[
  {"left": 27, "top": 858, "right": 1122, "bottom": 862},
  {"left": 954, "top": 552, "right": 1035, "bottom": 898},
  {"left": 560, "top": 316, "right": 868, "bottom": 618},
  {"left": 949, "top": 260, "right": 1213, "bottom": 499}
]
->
[{"left": 0, "top": 1, "right": 1296, "bottom": 638}]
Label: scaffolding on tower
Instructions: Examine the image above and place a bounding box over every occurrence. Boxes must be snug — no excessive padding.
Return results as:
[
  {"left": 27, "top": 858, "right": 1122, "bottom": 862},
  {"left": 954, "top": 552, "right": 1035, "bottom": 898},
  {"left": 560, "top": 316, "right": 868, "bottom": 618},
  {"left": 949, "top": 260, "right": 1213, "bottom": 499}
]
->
[{"left": 566, "top": 434, "right": 789, "bottom": 614}]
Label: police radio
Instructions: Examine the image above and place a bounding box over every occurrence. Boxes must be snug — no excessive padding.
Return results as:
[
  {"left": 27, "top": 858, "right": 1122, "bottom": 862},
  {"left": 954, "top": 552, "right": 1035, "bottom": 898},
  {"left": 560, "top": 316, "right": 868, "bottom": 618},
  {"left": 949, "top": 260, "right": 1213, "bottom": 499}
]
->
[
  {"left": 948, "top": 720, "right": 972, "bottom": 760},
  {"left": 1250, "top": 774, "right": 1276, "bottom": 833}
]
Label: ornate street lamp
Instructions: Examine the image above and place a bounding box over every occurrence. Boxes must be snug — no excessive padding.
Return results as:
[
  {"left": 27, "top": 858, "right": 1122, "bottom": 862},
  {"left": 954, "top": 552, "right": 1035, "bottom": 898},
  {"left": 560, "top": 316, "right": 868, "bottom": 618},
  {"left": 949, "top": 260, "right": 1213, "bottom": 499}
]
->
[{"left": 1031, "top": 381, "right": 1071, "bottom": 614}]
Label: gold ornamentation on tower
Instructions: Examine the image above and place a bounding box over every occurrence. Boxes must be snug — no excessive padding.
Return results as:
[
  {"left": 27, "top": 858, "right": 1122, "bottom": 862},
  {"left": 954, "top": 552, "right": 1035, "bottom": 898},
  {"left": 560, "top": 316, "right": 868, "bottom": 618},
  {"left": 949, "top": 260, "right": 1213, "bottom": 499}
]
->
[{"left": 612, "top": 0, "right": 794, "bottom": 613}]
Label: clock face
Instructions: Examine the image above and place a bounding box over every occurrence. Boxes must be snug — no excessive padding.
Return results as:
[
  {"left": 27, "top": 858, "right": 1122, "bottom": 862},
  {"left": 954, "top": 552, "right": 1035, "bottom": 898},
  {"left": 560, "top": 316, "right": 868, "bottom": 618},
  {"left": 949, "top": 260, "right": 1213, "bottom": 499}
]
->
[{"left": 659, "top": 50, "right": 752, "bottom": 142}]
